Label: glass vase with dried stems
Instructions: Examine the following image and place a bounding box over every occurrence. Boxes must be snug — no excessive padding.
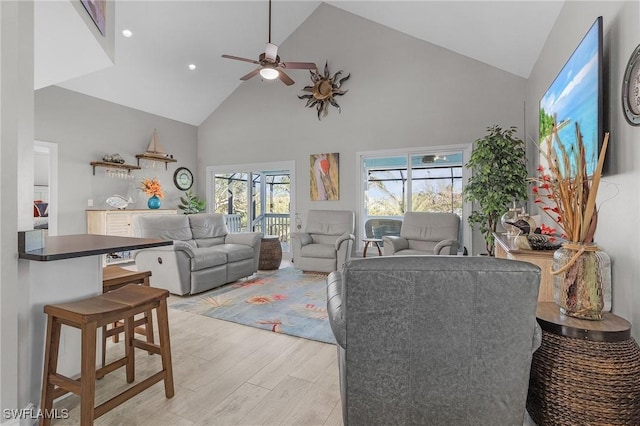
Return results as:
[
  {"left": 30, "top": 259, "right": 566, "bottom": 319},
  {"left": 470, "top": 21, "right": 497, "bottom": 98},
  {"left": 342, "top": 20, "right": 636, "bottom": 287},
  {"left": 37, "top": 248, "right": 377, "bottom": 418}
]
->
[{"left": 531, "top": 121, "right": 610, "bottom": 320}]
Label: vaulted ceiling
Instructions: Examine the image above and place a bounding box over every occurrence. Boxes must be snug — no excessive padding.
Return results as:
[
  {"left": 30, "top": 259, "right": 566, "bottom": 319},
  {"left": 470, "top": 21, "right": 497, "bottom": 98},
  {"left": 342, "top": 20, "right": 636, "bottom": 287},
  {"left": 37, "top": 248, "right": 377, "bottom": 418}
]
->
[{"left": 35, "top": 1, "right": 565, "bottom": 126}]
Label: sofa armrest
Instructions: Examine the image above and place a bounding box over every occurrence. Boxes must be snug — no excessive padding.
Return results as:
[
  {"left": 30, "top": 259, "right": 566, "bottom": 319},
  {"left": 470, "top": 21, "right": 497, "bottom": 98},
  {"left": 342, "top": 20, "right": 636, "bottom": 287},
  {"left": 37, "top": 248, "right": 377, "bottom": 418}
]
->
[
  {"left": 334, "top": 233, "right": 353, "bottom": 250},
  {"left": 532, "top": 323, "right": 542, "bottom": 353},
  {"left": 327, "top": 271, "right": 346, "bottom": 349},
  {"left": 173, "top": 241, "right": 196, "bottom": 258},
  {"left": 225, "top": 232, "right": 262, "bottom": 247},
  {"left": 291, "top": 232, "right": 312, "bottom": 246},
  {"left": 382, "top": 235, "right": 409, "bottom": 255},
  {"left": 433, "top": 239, "right": 459, "bottom": 255}
]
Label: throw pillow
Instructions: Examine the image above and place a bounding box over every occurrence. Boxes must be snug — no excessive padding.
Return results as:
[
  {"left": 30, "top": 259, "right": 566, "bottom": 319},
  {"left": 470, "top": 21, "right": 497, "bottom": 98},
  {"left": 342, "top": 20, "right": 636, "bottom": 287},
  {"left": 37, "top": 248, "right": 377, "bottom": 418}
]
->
[{"left": 34, "top": 202, "right": 49, "bottom": 218}]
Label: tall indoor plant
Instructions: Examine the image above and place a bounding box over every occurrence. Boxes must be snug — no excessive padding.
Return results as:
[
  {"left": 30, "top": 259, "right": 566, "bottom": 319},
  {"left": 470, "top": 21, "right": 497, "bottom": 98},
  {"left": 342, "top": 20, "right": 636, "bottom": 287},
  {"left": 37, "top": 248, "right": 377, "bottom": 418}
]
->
[{"left": 463, "top": 125, "right": 528, "bottom": 255}]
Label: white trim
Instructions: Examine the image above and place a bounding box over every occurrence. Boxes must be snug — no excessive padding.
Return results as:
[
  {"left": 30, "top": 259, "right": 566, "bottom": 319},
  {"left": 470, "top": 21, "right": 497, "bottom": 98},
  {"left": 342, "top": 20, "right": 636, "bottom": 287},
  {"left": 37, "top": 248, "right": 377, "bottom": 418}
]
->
[
  {"left": 34, "top": 141, "right": 58, "bottom": 236},
  {"left": 206, "top": 160, "right": 296, "bottom": 243},
  {"left": 356, "top": 143, "right": 473, "bottom": 254}
]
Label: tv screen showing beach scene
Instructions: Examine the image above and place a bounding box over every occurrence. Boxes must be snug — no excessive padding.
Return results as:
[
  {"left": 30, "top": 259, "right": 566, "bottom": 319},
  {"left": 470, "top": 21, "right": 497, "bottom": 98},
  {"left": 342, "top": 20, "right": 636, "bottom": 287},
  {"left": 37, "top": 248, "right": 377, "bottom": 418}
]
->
[{"left": 539, "top": 17, "right": 603, "bottom": 177}]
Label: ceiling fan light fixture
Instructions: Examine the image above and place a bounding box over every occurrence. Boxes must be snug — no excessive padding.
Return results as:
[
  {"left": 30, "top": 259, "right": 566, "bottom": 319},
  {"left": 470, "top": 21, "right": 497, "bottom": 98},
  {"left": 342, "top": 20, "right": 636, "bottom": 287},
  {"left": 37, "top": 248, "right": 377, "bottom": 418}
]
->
[{"left": 259, "top": 67, "right": 279, "bottom": 80}]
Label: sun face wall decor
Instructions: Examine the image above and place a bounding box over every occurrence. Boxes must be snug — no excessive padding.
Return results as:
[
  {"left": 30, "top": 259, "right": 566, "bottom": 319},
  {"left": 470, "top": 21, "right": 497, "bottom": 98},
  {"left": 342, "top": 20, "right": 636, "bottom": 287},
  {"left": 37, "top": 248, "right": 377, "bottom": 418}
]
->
[
  {"left": 310, "top": 153, "right": 339, "bottom": 201},
  {"left": 298, "top": 62, "right": 350, "bottom": 120}
]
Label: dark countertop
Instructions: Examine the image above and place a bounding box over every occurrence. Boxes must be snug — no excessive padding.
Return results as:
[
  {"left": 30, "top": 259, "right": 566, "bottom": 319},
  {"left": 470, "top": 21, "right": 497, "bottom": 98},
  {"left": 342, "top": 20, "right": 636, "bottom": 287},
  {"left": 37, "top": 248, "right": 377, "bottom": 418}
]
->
[{"left": 18, "top": 234, "right": 172, "bottom": 261}]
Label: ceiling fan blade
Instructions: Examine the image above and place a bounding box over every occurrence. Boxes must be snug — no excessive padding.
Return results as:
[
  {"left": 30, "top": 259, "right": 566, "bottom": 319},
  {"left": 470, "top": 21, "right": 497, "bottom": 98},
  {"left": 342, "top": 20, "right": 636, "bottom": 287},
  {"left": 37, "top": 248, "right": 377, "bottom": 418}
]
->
[
  {"left": 222, "top": 54, "right": 260, "bottom": 65},
  {"left": 240, "top": 68, "right": 261, "bottom": 81},
  {"left": 282, "top": 62, "right": 317, "bottom": 70},
  {"left": 265, "top": 43, "right": 278, "bottom": 61},
  {"left": 278, "top": 70, "right": 295, "bottom": 86}
]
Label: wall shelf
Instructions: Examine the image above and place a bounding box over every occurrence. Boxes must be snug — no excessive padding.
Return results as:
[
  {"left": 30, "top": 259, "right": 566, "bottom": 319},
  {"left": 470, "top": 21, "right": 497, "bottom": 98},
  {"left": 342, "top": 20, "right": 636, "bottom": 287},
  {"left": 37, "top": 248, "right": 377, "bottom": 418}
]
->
[
  {"left": 90, "top": 161, "right": 141, "bottom": 175},
  {"left": 135, "top": 154, "right": 177, "bottom": 170}
]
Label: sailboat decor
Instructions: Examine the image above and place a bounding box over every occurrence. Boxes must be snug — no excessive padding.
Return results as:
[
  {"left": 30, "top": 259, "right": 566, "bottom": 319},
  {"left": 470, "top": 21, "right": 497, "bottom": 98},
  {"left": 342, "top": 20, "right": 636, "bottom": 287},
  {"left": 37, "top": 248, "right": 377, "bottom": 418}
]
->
[
  {"left": 135, "top": 129, "right": 177, "bottom": 169},
  {"left": 144, "top": 129, "right": 170, "bottom": 159}
]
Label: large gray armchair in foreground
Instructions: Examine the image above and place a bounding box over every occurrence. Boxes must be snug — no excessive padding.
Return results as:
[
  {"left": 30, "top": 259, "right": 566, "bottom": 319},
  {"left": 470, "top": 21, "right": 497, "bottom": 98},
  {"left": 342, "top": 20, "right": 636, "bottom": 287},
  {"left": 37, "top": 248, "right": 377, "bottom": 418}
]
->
[
  {"left": 327, "top": 256, "right": 541, "bottom": 425},
  {"left": 291, "top": 209, "right": 355, "bottom": 273},
  {"left": 383, "top": 211, "right": 460, "bottom": 255}
]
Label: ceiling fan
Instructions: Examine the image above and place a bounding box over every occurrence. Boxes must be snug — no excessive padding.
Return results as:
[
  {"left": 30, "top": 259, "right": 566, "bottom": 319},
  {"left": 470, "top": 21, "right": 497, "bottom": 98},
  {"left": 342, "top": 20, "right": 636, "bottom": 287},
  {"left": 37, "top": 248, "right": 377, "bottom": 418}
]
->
[{"left": 222, "top": 0, "right": 317, "bottom": 86}]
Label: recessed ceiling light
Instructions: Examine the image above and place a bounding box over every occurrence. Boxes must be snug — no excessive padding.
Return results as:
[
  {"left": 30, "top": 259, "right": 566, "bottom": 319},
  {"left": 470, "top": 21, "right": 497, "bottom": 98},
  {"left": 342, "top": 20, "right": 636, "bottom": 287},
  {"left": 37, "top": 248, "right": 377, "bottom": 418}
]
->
[
  {"left": 122, "top": 29, "right": 133, "bottom": 38},
  {"left": 188, "top": 64, "right": 197, "bottom": 71}
]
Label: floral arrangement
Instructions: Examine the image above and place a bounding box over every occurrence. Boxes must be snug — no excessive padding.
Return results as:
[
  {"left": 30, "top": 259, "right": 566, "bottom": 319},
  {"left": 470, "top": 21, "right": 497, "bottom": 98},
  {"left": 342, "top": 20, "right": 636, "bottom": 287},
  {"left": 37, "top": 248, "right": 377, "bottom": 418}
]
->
[
  {"left": 530, "top": 121, "right": 609, "bottom": 244},
  {"left": 140, "top": 177, "right": 164, "bottom": 199}
]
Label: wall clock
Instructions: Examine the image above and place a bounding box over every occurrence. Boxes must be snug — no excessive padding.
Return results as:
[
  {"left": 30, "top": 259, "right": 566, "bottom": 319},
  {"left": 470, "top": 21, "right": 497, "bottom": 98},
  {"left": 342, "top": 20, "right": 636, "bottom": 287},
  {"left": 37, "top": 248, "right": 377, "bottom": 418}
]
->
[
  {"left": 173, "top": 167, "right": 193, "bottom": 191},
  {"left": 622, "top": 44, "right": 640, "bottom": 125}
]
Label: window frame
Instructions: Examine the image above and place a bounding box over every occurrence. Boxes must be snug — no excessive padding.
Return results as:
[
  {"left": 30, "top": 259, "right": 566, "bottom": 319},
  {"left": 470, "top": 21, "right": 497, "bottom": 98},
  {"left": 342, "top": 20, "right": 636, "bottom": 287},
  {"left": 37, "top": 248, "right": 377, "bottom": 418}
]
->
[{"left": 356, "top": 144, "right": 473, "bottom": 254}]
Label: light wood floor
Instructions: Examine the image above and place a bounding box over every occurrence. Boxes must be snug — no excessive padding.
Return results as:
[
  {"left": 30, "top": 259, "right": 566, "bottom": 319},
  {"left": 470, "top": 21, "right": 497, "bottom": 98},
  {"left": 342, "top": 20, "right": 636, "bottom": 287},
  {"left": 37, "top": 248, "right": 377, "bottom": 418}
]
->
[{"left": 51, "top": 294, "right": 342, "bottom": 425}]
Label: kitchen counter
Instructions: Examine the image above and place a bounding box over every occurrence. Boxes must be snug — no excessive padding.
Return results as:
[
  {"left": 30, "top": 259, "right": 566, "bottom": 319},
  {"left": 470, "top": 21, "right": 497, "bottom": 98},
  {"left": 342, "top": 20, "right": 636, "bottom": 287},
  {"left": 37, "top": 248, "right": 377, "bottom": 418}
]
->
[{"left": 19, "top": 234, "right": 172, "bottom": 261}]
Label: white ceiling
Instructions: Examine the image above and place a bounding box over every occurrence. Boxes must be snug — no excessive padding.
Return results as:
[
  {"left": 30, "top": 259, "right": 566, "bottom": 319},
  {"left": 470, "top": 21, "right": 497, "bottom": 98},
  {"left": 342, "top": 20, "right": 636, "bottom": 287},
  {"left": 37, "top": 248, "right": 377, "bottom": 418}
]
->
[{"left": 37, "top": 1, "right": 565, "bottom": 126}]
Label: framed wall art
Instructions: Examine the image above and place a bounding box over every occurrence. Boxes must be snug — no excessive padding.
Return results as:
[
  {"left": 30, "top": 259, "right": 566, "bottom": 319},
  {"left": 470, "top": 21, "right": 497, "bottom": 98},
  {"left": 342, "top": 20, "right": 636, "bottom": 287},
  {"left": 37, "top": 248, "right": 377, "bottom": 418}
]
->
[
  {"left": 81, "top": 0, "right": 106, "bottom": 36},
  {"left": 310, "top": 153, "right": 339, "bottom": 201}
]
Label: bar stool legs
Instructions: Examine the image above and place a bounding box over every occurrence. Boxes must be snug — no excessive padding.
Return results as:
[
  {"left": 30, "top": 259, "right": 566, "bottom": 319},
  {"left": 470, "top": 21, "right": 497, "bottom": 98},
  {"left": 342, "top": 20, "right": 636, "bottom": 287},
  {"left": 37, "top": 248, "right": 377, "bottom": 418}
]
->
[{"left": 39, "top": 285, "right": 173, "bottom": 426}]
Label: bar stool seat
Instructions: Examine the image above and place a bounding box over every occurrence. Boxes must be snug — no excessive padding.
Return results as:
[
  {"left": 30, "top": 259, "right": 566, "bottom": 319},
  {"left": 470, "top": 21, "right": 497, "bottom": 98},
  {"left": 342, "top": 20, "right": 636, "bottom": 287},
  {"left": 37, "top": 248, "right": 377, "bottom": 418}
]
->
[
  {"left": 40, "top": 284, "right": 174, "bottom": 426},
  {"left": 102, "top": 266, "right": 154, "bottom": 367}
]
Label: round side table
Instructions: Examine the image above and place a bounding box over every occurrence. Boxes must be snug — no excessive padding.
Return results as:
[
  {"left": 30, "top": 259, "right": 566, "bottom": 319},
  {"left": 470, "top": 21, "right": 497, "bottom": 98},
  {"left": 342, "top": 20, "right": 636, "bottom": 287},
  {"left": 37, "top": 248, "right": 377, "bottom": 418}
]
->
[
  {"left": 362, "top": 238, "right": 383, "bottom": 257},
  {"left": 527, "top": 302, "right": 640, "bottom": 425},
  {"left": 259, "top": 235, "right": 282, "bottom": 270}
]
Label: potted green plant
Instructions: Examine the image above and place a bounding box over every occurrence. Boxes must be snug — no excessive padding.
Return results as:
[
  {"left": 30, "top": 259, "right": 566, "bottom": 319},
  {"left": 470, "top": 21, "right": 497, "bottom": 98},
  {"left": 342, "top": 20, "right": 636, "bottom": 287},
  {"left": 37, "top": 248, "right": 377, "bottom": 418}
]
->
[
  {"left": 463, "top": 125, "right": 528, "bottom": 255},
  {"left": 178, "top": 190, "right": 206, "bottom": 214}
]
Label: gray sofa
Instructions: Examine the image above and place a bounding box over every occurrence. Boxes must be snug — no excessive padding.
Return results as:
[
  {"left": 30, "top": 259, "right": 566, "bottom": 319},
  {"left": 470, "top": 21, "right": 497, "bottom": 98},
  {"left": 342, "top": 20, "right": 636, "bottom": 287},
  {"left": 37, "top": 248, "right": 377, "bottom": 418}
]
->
[
  {"left": 134, "top": 213, "right": 261, "bottom": 295},
  {"left": 327, "top": 256, "right": 541, "bottom": 425}
]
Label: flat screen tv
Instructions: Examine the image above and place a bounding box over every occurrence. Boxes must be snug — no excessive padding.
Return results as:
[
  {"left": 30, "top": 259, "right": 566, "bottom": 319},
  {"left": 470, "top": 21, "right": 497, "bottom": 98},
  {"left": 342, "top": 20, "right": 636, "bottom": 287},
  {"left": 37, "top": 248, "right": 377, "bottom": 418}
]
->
[{"left": 539, "top": 16, "right": 604, "bottom": 177}]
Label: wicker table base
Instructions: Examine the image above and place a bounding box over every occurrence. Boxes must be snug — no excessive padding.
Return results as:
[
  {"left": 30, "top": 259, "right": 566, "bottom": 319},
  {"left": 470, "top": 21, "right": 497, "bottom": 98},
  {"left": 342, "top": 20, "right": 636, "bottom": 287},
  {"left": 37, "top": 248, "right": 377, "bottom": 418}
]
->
[
  {"left": 527, "top": 303, "right": 640, "bottom": 425},
  {"left": 259, "top": 235, "right": 282, "bottom": 270}
]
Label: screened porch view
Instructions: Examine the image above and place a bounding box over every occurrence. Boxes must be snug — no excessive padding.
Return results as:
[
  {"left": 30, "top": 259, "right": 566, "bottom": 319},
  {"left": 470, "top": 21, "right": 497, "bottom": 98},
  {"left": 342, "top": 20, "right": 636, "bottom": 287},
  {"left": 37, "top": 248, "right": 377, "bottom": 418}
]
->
[
  {"left": 213, "top": 172, "right": 291, "bottom": 251},
  {"left": 363, "top": 152, "right": 464, "bottom": 250}
]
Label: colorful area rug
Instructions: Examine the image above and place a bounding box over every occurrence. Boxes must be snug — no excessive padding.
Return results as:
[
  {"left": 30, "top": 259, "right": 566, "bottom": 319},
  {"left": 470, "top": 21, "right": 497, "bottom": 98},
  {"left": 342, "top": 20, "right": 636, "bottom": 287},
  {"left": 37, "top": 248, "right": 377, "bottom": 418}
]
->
[{"left": 170, "top": 267, "right": 336, "bottom": 344}]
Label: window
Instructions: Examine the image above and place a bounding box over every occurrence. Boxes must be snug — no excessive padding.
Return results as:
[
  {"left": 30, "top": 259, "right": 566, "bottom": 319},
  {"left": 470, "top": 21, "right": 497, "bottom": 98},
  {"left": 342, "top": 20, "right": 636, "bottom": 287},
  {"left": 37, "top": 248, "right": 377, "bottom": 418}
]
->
[
  {"left": 358, "top": 145, "right": 472, "bottom": 253},
  {"left": 364, "top": 152, "right": 463, "bottom": 216}
]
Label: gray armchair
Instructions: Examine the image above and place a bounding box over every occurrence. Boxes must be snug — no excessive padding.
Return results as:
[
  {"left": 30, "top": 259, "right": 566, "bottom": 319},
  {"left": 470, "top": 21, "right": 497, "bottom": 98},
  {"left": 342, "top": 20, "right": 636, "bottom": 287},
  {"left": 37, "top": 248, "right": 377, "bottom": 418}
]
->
[
  {"left": 383, "top": 211, "right": 460, "bottom": 255},
  {"left": 291, "top": 209, "right": 355, "bottom": 273},
  {"left": 327, "top": 256, "right": 541, "bottom": 425}
]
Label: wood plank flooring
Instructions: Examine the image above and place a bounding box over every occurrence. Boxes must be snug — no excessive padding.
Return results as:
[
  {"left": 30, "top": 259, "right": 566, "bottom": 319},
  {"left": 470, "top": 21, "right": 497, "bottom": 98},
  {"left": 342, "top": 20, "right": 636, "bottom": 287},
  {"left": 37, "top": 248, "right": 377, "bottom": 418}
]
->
[{"left": 50, "top": 298, "right": 342, "bottom": 426}]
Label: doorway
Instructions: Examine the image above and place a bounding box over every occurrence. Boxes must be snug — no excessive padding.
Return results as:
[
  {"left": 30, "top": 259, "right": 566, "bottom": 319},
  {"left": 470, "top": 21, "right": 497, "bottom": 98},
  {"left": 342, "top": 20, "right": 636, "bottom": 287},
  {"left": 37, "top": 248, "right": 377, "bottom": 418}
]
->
[
  {"left": 206, "top": 161, "right": 296, "bottom": 252},
  {"left": 34, "top": 141, "right": 58, "bottom": 235}
]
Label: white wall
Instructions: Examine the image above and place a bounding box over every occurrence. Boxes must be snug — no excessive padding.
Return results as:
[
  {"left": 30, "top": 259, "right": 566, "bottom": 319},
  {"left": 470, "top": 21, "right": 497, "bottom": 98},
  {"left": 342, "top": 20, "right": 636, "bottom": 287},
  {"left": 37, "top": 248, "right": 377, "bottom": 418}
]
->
[
  {"left": 1, "top": 0, "right": 35, "bottom": 415},
  {"left": 35, "top": 86, "right": 198, "bottom": 234},
  {"left": 525, "top": 1, "right": 640, "bottom": 337},
  {"left": 198, "top": 4, "right": 527, "bottom": 253}
]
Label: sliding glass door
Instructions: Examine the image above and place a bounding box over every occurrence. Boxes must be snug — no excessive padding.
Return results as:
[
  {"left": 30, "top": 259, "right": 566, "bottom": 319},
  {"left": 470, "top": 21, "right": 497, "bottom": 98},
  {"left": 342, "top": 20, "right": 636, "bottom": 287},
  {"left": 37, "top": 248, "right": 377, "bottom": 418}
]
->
[{"left": 209, "top": 161, "right": 295, "bottom": 252}]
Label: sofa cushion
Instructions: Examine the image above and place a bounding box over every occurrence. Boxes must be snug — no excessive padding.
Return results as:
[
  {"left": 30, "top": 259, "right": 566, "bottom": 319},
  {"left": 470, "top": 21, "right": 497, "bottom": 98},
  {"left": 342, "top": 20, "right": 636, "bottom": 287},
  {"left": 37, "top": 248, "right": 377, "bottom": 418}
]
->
[
  {"left": 305, "top": 210, "right": 354, "bottom": 235},
  {"left": 209, "top": 244, "right": 254, "bottom": 262},
  {"left": 301, "top": 243, "right": 337, "bottom": 259},
  {"left": 196, "top": 237, "right": 226, "bottom": 248},
  {"left": 190, "top": 247, "right": 227, "bottom": 272},
  {"left": 136, "top": 215, "right": 192, "bottom": 241},
  {"left": 189, "top": 213, "right": 228, "bottom": 239}
]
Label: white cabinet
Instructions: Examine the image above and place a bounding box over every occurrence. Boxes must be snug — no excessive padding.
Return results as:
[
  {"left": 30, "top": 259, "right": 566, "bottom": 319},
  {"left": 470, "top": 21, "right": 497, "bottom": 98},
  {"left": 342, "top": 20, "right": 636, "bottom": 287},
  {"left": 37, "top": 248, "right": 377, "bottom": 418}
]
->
[{"left": 86, "top": 209, "right": 176, "bottom": 265}]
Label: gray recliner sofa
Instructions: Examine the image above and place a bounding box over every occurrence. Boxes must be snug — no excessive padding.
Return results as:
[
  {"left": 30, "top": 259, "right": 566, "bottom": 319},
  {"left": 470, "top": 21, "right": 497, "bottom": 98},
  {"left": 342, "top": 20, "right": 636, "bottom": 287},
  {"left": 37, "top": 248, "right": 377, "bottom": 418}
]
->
[
  {"left": 134, "top": 213, "right": 261, "bottom": 295},
  {"left": 327, "top": 256, "right": 541, "bottom": 425}
]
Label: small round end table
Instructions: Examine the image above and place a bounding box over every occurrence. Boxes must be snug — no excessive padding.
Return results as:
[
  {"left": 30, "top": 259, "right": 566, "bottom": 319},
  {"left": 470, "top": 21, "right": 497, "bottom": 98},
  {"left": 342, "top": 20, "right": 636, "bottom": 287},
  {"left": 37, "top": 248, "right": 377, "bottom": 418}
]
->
[
  {"left": 362, "top": 238, "right": 383, "bottom": 257},
  {"left": 527, "top": 302, "right": 640, "bottom": 425},
  {"left": 259, "top": 235, "right": 282, "bottom": 270}
]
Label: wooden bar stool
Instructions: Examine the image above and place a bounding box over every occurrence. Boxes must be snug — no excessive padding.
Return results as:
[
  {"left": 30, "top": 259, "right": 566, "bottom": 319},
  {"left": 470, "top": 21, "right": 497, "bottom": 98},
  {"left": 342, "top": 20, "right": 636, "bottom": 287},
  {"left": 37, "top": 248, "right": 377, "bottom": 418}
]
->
[
  {"left": 102, "top": 266, "right": 154, "bottom": 367},
  {"left": 40, "top": 284, "right": 174, "bottom": 426}
]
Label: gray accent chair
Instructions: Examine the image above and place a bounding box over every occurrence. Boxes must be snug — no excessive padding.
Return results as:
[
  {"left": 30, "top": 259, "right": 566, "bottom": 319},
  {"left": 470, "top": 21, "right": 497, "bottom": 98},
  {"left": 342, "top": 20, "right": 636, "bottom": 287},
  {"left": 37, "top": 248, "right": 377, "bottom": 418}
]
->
[
  {"left": 327, "top": 256, "right": 541, "bottom": 426},
  {"left": 383, "top": 212, "right": 460, "bottom": 255},
  {"left": 291, "top": 209, "right": 355, "bottom": 273},
  {"left": 134, "top": 213, "right": 261, "bottom": 295}
]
